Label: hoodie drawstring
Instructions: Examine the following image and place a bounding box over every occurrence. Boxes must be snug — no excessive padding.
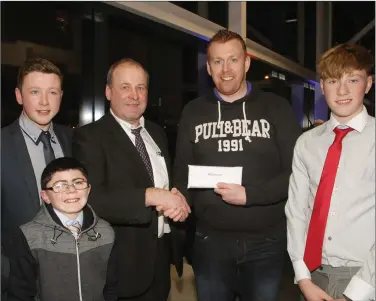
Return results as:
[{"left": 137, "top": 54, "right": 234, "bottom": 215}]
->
[
  {"left": 86, "top": 227, "right": 101, "bottom": 241},
  {"left": 50, "top": 226, "right": 64, "bottom": 245},
  {"left": 242, "top": 102, "right": 252, "bottom": 142},
  {"left": 217, "top": 101, "right": 221, "bottom": 128},
  {"left": 217, "top": 101, "right": 252, "bottom": 142}
]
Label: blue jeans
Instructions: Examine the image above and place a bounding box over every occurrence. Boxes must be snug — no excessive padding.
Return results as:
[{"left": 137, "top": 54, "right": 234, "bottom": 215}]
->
[{"left": 192, "top": 229, "right": 286, "bottom": 301}]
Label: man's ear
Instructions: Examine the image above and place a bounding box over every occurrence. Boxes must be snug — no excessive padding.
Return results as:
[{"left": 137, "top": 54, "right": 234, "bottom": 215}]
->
[
  {"left": 15, "top": 88, "right": 23, "bottom": 105},
  {"left": 41, "top": 190, "right": 51, "bottom": 204},
  {"left": 320, "top": 79, "right": 325, "bottom": 95},
  {"left": 105, "top": 85, "right": 111, "bottom": 102},
  {"left": 365, "top": 75, "right": 373, "bottom": 94},
  {"left": 244, "top": 55, "right": 251, "bottom": 73},
  {"left": 206, "top": 61, "right": 212, "bottom": 77}
]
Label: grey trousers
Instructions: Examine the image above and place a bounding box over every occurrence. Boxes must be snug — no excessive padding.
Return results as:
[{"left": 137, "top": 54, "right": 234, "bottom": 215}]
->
[{"left": 300, "top": 265, "right": 360, "bottom": 300}]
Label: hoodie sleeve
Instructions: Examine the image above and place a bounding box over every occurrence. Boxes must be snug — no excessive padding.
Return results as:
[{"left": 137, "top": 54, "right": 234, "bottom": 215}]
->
[
  {"left": 103, "top": 239, "right": 118, "bottom": 301},
  {"left": 244, "top": 96, "right": 302, "bottom": 206},
  {"left": 173, "top": 105, "right": 194, "bottom": 206}
]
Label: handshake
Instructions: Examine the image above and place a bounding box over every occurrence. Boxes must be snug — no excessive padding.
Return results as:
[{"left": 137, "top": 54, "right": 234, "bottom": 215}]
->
[{"left": 145, "top": 187, "right": 191, "bottom": 222}]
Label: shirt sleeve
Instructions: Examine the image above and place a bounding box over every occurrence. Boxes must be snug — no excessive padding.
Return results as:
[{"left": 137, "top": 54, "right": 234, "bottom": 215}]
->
[
  {"left": 285, "top": 135, "right": 312, "bottom": 283},
  {"left": 344, "top": 243, "right": 375, "bottom": 301}
]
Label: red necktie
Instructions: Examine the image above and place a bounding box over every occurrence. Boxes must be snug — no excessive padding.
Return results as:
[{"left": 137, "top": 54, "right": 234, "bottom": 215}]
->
[{"left": 303, "top": 127, "right": 354, "bottom": 272}]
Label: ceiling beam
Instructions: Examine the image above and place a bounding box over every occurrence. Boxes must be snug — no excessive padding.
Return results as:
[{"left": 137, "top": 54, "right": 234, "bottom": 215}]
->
[
  {"left": 347, "top": 19, "right": 375, "bottom": 44},
  {"left": 105, "top": 1, "right": 318, "bottom": 81}
]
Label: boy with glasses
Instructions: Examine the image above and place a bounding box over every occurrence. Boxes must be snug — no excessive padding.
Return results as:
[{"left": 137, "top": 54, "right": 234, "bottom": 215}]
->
[{"left": 7, "top": 157, "right": 117, "bottom": 301}]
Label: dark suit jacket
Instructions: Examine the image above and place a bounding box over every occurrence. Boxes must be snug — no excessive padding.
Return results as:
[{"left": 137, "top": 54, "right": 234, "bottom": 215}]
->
[
  {"left": 72, "top": 113, "right": 184, "bottom": 298},
  {"left": 1, "top": 119, "right": 72, "bottom": 245}
]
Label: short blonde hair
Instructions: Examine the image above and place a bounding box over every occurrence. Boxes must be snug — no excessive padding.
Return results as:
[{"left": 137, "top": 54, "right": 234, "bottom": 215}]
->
[{"left": 317, "top": 43, "right": 374, "bottom": 80}]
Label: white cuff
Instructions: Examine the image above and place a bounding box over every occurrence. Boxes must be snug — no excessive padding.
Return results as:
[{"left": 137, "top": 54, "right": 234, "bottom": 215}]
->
[
  {"left": 344, "top": 275, "right": 375, "bottom": 301},
  {"left": 292, "top": 259, "right": 311, "bottom": 284}
]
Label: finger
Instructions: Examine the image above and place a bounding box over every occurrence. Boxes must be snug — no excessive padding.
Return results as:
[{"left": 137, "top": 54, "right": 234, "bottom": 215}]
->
[
  {"left": 173, "top": 212, "right": 183, "bottom": 222},
  {"left": 163, "top": 208, "right": 176, "bottom": 217},
  {"left": 320, "top": 291, "right": 334, "bottom": 301},
  {"left": 168, "top": 208, "right": 182, "bottom": 220},
  {"left": 170, "top": 187, "right": 178, "bottom": 194},
  {"left": 214, "top": 188, "right": 225, "bottom": 195},
  {"left": 156, "top": 205, "right": 163, "bottom": 211},
  {"left": 179, "top": 213, "right": 187, "bottom": 222},
  {"left": 179, "top": 197, "right": 191, "bottom": 213},
  {"left": 184, "top": 202, "right": 191, "bottom": 214}
]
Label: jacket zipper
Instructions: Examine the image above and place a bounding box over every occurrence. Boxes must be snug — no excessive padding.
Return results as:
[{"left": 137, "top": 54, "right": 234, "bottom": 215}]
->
[{"left": 74, "top": 234, "right": 83, "bottom": 301}]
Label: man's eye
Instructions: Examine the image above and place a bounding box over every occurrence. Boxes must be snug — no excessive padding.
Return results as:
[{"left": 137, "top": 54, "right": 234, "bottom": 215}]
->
[
  {"left": 231, "top": 58, "right": 238, "bottom": 62},
  {"left": 31, "top": 90, "right": 39, "bottom": 95},
  {"left": 55, "top": 183, "right": 67, "bottom": 189}
]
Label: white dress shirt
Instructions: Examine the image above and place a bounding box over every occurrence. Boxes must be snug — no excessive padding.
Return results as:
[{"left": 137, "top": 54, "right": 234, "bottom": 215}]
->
[
  {"left": 19, "top": 113, "right": 64, "bottom": 202},
  {"left": 286, "top": 106, "right": 375, "bottom": 300},
  {"left": 110, "top": 109, "right": 171, "bottom": 237},
  {"left": 53, "top": 208, "right": 84, "bottom": 229}
]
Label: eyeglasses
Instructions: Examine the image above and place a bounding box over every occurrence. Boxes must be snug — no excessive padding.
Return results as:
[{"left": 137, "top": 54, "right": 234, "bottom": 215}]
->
[{"left": 45, "top": 180, "right": 89, "bottom": 193}]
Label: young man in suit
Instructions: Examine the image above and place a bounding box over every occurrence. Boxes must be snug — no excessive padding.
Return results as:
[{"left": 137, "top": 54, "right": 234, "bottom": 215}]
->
[
  {"left": 73, "top": 58, "right": 191, "bottom": 301},
  {"left": 286, "top": 44, "right": 375, "bottom": 301},
  {"left": 1, "top": 58, "right": 73, "bottom": 248}
]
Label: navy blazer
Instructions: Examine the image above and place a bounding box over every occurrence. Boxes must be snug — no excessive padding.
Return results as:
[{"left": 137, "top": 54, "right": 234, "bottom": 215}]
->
[{"left": 1, "top": 119, "right": 72, "bottom": 244}]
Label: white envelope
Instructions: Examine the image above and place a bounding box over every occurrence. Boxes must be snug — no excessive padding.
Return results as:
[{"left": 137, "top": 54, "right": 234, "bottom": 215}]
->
[{"left": 187, "top": 165, "right": 243, "bottom": 189}]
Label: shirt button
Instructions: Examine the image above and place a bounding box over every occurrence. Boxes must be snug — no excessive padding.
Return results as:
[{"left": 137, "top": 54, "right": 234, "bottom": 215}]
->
[
  {"left": 330, "top": 212, "right": 336, "bottom": 216},
  {"left": 333, "top": 186, "right": 339, "bottom": 192},
  {"left": 328, "top": 236, "right": 332, "bottom": 241}
]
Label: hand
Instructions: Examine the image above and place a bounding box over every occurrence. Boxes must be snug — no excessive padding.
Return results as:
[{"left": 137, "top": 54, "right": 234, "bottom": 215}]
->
[
  {"left": 157, "top": 188, "right": 191, "bottom": 222},
  {"left": 298, "top": 279, "right": 333, "bottom": 301},
  {"left": 214, "top": 183, "right": 246, "bottom": 206},
  {"left": 170, "top": 187, "right": 191, "bottom": 214},
  {"left": 332, "top": 299, "right": 346, "bottom": 301},
  {"left": 147, "top": 188, "right": 190, "bottom": 222}
]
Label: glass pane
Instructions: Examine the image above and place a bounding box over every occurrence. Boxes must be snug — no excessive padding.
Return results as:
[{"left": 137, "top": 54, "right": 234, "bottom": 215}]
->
[{"left": 1, "top": 1, "right": 85, "bottom": 127}]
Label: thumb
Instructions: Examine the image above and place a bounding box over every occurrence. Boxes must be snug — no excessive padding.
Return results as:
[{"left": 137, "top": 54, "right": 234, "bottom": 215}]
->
[
  {"left": 216, "top": 182, "right": 230, "bottom": 189},
  {"left": 171, "top": 187, "right": 178, "bottom": 194}
]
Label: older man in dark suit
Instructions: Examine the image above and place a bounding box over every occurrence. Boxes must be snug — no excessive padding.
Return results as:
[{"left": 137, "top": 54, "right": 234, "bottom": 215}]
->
[
  {"left": 73, "top": 58, "right": 190, "bottom": 301},
  {"left": 1, "top": 58, "right": 72, "bottom": 249}
]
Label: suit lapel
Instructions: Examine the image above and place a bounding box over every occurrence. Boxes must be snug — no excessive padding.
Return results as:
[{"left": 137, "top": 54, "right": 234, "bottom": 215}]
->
[
  {"left": 53, "top": 124, "right": 71, "bottom": 156},
  {"left": 9, "top": 120, "right": 40, "bottom": 210},
  {"left": 103, "top": 114, "right": 154, "bottom": 186}
]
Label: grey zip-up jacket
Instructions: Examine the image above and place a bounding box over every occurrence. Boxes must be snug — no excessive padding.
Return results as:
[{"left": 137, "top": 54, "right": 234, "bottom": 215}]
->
[{"left": 6, "top": 203, "right": 117, "bottom": 301}]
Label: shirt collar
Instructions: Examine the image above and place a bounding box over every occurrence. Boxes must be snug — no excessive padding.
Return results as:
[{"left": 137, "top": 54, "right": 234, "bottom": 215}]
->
[
  {"left": 19, "top": 112, "right": 56, "bottom": 144},
  {"left": 325, "top": 105, "right": 369, "bottom": 133},
  {"left": 53, "top": 208, "right": 84, "bottom": 227},
  {"left": 110, "top": 109, "right": 145, "bottom": 130}
]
